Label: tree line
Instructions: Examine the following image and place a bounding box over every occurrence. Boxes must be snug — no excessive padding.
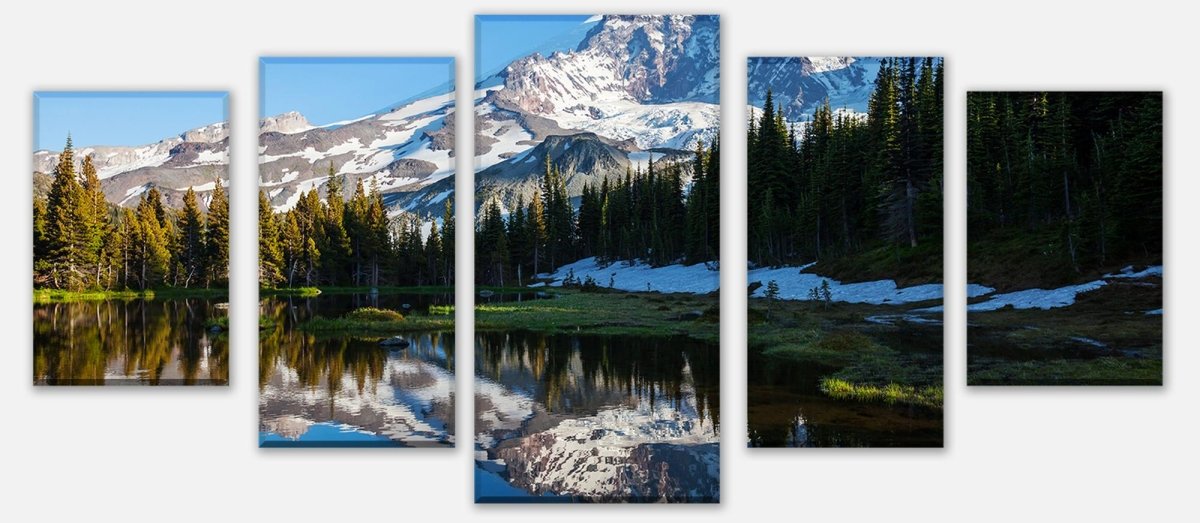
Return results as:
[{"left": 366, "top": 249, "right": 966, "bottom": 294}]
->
[
  {"left": 967, "top": 92, "right": 1162, "bottom": 272},
  {"left": 33, "top": 136, "right": 229, "bottom": 291},
  {"left": 749, "top": 57, "right": 943, "bottom": 267},
  {"left": 476, "top": 141, "right": 719, "bottom": 286},
  {"left": 258, "top": 164, "right": 454, "bottom": 288}
]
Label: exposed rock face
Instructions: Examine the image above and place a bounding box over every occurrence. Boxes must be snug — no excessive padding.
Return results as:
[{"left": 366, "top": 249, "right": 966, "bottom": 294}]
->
[
  {"left": 181, "top": 121, "right": 230, "bottom": 143},
  {"left": 259, "top": 111, "right": 312, "bottom": 134}
]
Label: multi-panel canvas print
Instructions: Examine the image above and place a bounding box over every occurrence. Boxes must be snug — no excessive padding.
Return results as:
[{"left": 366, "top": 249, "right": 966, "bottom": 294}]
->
[
  {"left": 257, "top": 57, "right": 457, "bottom": 447},
  {"left": 746, "top": 57, "right": 945, "bottom": 447},
  {"left": 33, "top": 91, "right": 231, "bottom": 385},
  {"left": 473, "top": 15, "right": 721, "bottom": 502},
  {"left": 966, "top": 91, "right": 1163, "bottom": 385}
]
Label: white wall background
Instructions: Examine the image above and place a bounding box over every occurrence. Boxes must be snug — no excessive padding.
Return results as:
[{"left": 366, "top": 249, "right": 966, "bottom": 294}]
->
[{"left": 1, "top": 1, "right": 1194, "bottom": 521}]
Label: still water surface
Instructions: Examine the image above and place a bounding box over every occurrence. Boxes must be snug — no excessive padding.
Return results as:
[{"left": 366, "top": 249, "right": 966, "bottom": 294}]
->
[
  {"left": 34, "top": 298, "right": 228, "bottom": 385},
  {"left": 258, "top": 293, "right": 454, "bottom": 447},
  {"left": 475, "top": 331, "right": 720, "bottom": 503}
]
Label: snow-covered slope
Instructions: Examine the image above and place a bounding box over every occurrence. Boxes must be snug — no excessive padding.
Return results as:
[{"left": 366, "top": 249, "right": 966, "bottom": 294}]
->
[
  {"left": 258, "top": 91, "right": 455, "bottom": 214},
  {"left": 33, "top": 122, "right": 229, "bottom": 209}
]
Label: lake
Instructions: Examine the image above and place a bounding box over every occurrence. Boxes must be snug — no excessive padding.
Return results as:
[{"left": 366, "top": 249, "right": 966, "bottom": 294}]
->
[
  {"left": 747, "top": 327, "right": 943, "bottom": 448},
  {"left": 258, "top": 293, "right": 455, "bottom": 447},
  {"left": 34, "top": 298, "right": 228, "bottom": 385},
  {"left": 474, "top": 331, "right": 720, "bottom": 503}
]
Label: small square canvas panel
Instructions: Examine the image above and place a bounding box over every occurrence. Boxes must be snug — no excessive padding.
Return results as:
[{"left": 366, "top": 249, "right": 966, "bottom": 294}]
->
[
  {"left": 966, "top": 91, "right": 1163, "bottom": 385},
  {"left": 745, "top": 57, "right": 945, "bottom": 447},
  {"left": 474, "top": 15, "right": 721, "bottom": 502},
  {"left": 257, "top": 57, "right": 457, "bottom": 447},
  {"left": 33, "top": 91, "right": 230, "bottom": 386}
]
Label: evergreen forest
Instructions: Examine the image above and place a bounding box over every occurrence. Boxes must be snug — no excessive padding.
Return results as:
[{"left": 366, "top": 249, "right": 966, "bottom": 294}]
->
[
  {"left": 475, "top": 141, "right": 720, "bottom": 287},
  {"left": 258, "top": 164, "right": 454, "bottom": 289},
  {"left": 33, "top": 136, "right": 229, "bottom": 291},
  {"left": 748, "top": 57, "right": 943, "bottom": 282},
  {"left": 967, "top": 91, "right": 1162, "bottom": 286}
]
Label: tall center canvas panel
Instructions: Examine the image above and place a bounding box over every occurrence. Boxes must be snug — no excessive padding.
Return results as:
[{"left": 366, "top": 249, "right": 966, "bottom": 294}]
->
[
  {"left": 746, "top": 57, "right": 945, "bottom": 447},
  {"left": 474, "top": 15, "right": 721, "bottom": 502},
  {"left": 258, "top": 57, "right": 457, "bottom": 447}
]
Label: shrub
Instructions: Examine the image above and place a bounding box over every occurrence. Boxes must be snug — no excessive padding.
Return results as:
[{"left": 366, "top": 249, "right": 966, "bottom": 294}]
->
[{"left": 345, "top": 307, "right": 405, "bottom": 322}]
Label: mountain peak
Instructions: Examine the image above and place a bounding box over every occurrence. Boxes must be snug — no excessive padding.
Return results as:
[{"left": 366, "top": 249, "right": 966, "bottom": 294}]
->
[
  {"left": 260, "top": 111, "right": 313, "bottom": 134},
  {"left": 494, "top": 14, "right": 719, "bottom": 117}
]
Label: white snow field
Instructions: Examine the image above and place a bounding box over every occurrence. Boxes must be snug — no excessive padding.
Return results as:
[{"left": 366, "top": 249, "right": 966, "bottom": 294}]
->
[
  {"left": 748, "top": 264, "right": 943, "bottom": 305},
  {"left": 540, "top": 257, "right": 719, "bottom": 294}
]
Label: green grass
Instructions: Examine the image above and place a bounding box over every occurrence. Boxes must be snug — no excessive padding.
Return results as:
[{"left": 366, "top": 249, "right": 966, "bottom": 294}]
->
[
  {"left": 968, "top": 357, "right": 1162, "bottom": 386},
  {"left": 820, "top": 378, "right": 944, "bottom": 409},
  {"left": 749, "top": 297, "right": 944, "bottom": 410},
  {"left": 262, "top": 286, "right": 322, "bottom": 297},
  {"left": 474, "top": 289, "right": 720, "bottom": 343},
  {"left": 204, "top": 315, "right": 273, "bottom": 330},
  {"left": 344, "top": 307, "right": 405, "bottom": 322},
  {"left": 300, "top": 306, "right": 450, "bottom": 333},
  {"left": 261, "top": 285, "right": 454, "bottom": 297},
  {"left": 280, "top": 286, "right": 718, "bottom": 342},
  {"left": 301, "top": 315, "right": 453, "bottom": 333},
  {"left": 34, "top": 287, "right": 227, "bottom": 304}
]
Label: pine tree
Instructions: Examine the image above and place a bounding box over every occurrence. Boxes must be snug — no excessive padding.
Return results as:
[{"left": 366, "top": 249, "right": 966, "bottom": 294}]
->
[
  {"left": 320, "top": 163, "right": 351, "bottom": 284},
  {"left": 45, "top": 135, "right": 84, "bottom": 289},
  {"left": 528, "top": 188, "right": 547, "bottom": 275},
  {"left": 206, "top": 178, "right": 230, "bottom": 287},
  {"left": 133, "top": 190, "right": 171, "bottom": 289},
  {"left": 176, "top": 186, "right": 206, "bottom": 287},
  {"left": 33, "top": 196, "right": 49, "bottom": 285},
  {"left": 77, "top": 154, "right": 108, "bottom": 288},
  {"left": 441, "top": 197, "right": 455, "bottom": 286},
  {"left": 258, "top": 190, "right": 284, "bottom": 286}
]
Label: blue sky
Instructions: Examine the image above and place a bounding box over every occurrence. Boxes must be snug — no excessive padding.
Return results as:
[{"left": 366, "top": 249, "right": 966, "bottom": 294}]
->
[
  {"left": 34, "top": 92, "right": 227, "bottom": 151},
  {"left": 476, "top": 15, "right": 598, "bottom": 81},
  {"left": 261, "top": 57, "right": 454, "bottom": 126}
]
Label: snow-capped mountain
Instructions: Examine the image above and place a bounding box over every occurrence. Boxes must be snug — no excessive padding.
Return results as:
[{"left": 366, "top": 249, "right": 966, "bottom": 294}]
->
[
  {"left": 258, "top": 91, "right": 455, "bottom": 215},
  {"left": 747, "top": 56, "right": 882, "bottom": 121},
  {"left": 475, "top": 14, "right": 719, "bottom": 214},
  {"left": 33, "top": 122, "right": 229, "bottom": 209},
  {"left": 490, "top": 14, "right": 718, "bottom": 114}
]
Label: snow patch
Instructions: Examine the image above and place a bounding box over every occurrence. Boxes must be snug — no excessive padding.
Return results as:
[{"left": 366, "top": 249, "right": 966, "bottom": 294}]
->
[
  {"left": 541, "top": 257, "right": 719, "bottom": 294},
  {"left": 748, "top": 265, "right": 942, "bottom": 305}
]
